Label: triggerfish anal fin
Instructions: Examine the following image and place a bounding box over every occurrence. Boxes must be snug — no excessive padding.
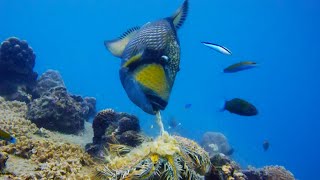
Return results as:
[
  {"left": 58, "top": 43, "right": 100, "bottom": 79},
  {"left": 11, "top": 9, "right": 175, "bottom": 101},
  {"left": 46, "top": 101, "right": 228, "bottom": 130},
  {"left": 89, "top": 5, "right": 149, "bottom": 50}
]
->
[
  {"left": 171, "top": 0, "right": 189, "bottom": 29},
  {"left": 104, "top": 26, "right": 140, "bottom": 57}
]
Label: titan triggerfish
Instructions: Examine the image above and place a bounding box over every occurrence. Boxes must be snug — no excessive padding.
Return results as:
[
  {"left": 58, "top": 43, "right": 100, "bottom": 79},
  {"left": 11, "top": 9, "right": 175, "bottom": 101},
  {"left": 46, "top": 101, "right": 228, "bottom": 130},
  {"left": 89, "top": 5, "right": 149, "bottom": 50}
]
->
[{"left": 104, "top": 0, "right": 188, "bottom": 115}]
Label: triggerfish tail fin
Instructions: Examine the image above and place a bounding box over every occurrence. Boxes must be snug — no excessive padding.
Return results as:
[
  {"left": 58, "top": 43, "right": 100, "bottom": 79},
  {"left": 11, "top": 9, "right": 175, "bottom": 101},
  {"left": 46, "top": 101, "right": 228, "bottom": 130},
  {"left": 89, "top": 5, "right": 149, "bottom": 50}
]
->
[
  {"left": 218, "top": 99, "right": 227, "bottom": 112},
  {"left": 104, "top": 26, "right": 140, "bottom": 57},
  {"left": 171, "top": 0, "right": 189, "bottom": 29}
]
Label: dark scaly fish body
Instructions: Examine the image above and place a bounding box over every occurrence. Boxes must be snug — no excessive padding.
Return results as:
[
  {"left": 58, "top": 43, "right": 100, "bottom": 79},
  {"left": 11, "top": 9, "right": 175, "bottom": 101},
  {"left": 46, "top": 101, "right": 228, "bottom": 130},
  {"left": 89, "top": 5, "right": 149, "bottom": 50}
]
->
[
  {"left": 224, "top": 98, "right": 258, "bottom": 116},
  {"left": 224, "top": 61, "right": 257, "bottom": 73},
  {"left": 104, "top": 0, "right": 188, "bottom": 115}
]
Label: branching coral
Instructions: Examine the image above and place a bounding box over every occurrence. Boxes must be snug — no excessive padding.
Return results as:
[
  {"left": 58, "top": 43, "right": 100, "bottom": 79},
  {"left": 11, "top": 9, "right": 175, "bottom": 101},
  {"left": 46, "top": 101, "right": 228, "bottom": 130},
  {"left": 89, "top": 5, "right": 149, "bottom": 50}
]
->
[{"left": 95, "top": 132, "right": 211, "bottom": 180}]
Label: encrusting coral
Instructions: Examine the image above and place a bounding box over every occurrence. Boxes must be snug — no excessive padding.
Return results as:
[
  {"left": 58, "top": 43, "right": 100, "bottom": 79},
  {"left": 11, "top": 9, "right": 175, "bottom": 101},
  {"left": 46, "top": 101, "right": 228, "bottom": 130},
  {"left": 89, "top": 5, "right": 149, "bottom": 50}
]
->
[
  {"left": 95, "top": 131, "right": 211, "bottom": 180},
  {"left": 0, "top": 97, "right": 95, "bottom": 179}
]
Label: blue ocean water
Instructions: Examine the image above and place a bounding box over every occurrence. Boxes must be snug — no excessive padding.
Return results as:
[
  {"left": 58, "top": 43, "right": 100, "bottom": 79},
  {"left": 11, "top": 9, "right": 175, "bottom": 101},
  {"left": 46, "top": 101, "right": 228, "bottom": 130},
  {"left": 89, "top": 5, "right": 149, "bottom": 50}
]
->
[{"left": 1, "top": 0, "right": 319, "bottom": 179}]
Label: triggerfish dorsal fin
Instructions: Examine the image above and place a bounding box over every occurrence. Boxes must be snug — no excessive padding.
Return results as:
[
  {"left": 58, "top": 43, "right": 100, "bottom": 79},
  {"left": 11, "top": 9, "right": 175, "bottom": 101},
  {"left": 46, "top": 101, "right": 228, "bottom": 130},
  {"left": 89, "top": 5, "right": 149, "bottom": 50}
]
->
[
  {"left": 104, "top": 26, "right": 140, "bottom": 57},
  {"left": 171, "top": 0, "right": 188, "bottom": 29}
]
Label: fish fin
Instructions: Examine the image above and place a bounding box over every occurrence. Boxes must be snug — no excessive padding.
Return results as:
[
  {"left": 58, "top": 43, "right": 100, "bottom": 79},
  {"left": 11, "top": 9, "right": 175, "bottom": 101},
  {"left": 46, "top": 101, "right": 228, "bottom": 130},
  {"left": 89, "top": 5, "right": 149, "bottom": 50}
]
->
[
  {"left": 104, "top": 26, "right": 140, "bottom": 57},
  {"left": 10, "top": 137, "right": 16, "bottom": 144},
  {"left": 171, "top": 0, "right": 188, "bottom": 29},
  {"left": 122, "top": 52, "right": 143, "bottom": 68},
  {"left": 218, "top": 99, "right": 227, "bottom": 112}
]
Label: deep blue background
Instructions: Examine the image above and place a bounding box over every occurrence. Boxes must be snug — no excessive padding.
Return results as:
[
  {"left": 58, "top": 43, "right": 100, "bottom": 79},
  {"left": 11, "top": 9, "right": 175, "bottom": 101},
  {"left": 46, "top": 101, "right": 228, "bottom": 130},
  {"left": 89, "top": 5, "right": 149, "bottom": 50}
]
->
[{"left": 1, "top": 0, "right": 319, "bottom": 179}]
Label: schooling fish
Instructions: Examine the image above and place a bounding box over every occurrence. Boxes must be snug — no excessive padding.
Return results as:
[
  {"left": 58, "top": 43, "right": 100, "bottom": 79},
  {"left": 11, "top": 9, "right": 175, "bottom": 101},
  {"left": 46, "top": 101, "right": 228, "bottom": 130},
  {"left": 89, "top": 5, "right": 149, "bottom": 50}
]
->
[
  {"left": 221, "top": 98, "right": 258, "bottom": 116},
  {"left": 224, "top": 61, "right": 257, "bottom": 73},
  {"left": 104, "top": 0, "right": 188, "bottom": 115},
  {"left": 201, "top": 42, "right": 232, "bottom": 55},
  {"left": 0, "top": 129, "right": 16, "bottom": 143}
]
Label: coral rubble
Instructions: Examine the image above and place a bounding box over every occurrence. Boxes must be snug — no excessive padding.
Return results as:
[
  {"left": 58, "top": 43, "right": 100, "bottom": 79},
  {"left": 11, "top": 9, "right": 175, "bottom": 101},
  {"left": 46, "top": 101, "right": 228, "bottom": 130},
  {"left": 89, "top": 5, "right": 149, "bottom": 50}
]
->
[
  {"left": 27, "top": 70, "right": 96, "bottom": 134},
  {"left": 95, "top": 132, "right": 211, "bottom": 180},
  {"left": 201, "top": 132, "right": 234, "bottom": 157},
  {"left": 0, "top": 37, "right": 37, "bottom": 103}
]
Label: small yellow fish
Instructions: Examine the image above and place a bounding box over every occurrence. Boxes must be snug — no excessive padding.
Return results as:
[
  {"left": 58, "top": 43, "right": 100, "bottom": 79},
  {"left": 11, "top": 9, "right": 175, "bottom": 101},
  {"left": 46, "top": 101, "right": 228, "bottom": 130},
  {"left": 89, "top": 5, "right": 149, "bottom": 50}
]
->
[{"left": 0, "top": 129, "right": 16, "bottom": 143}]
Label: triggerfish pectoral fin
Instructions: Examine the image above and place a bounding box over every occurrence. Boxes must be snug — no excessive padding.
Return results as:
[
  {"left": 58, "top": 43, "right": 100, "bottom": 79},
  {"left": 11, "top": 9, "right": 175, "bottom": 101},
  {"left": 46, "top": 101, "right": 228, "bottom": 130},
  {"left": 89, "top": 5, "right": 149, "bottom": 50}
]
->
[
  {"left": 104, "top": 26, "right": 140, "bottom": 57},
  {"left": 171, "top": 0, "right": 189, "bottom": 29}
]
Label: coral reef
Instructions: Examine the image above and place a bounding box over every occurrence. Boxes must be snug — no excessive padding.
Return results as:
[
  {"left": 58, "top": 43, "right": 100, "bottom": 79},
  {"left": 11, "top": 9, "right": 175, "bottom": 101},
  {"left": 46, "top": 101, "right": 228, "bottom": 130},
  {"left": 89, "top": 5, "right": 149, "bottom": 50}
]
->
[
  {"left": 32, "top": 69, "right": 65, "bottom": 97},
  {"left": 95, "top": 132, "right": 211, "bottom": 180},
  {"left": 0, "top": 37, "right": 37, "bottom": 103},
  {"left": 0, "top": 152, "right": 8, "bottom": 172},
  {"left": 205, "top": 153, "right": 246, "bottom": 180},
  {"left": 27, "top": 70, "right": 96, "bottom": 134},
  {"left": 0, "top": 97, "right": 95, "bottom": 179},
  {"left": 201, "top": 132, "right": 234, "bottom": 157},
  {"left": 242, "top": 165, "right": 295, "bottom": 180},
  {"left": 86, "top": 109, "right": 144, "bottom": 158},
  {"left": 27, "top": 86, "right": 86, "bottom": 134}
]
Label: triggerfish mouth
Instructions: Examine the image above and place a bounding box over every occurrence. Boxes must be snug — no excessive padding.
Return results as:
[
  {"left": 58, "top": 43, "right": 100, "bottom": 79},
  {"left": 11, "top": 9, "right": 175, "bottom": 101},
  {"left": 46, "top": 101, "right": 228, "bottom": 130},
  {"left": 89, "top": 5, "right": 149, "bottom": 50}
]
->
[{"left": 104, "top": 0, "right": 188, "bottom": 115}]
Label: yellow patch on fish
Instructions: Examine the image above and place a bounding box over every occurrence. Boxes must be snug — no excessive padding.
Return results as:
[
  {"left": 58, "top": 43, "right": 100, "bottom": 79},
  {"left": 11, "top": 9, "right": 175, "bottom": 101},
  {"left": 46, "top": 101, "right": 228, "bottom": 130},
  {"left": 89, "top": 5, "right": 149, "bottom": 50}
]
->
[
  {"left": 122, "top": 53, "right": 143, "bottom": 68},
  {"left": 134, "top": 63, "right": 169, "bottom": 100}
]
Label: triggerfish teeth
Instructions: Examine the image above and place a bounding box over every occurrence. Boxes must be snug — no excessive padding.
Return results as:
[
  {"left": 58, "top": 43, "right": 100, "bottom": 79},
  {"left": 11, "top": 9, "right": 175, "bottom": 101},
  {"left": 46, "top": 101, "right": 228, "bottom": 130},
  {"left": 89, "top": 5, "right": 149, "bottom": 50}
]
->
[
  {"left": 201, "top": 42, "right": 232, "bottom": 55},
  {"left": 104, "top": 0, "right": 189, "bottom": 115}
]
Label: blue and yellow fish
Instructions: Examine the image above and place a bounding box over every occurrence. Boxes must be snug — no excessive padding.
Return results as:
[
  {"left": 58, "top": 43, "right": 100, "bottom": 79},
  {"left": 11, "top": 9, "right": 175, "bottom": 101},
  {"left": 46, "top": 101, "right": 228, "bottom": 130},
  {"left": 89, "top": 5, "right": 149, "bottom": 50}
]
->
[
  {"left": 0, "top": 129, "right": 16, "bottom": 143},
  {"left": 104, "top": 0, "right": 188, "bottom": 115}
]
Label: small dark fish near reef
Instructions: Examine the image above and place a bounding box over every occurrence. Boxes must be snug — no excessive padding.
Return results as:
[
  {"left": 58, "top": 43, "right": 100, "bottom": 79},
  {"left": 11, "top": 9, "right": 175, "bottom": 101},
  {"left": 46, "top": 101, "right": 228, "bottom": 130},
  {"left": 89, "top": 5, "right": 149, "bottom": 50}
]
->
[
  {"left": 221, "top": 98, "right": 258, "bottom": 116},
  {"left": 263, "top": 140, "right": 270, "bottom": 151},
  {"left": 224, "top": 61, "right": 257, "bottom": 73},
  {"left": 104, "top": 0, "right": 189, "bottom": 115},
  {"left": 184, "top": 103, "right": 192, "bottom": 109},
  {"left": 201, "top": 42, "right": 232, "bottom": 55},
  {"left": 0, "top": 129, "right": 16, "bottom": 143}
]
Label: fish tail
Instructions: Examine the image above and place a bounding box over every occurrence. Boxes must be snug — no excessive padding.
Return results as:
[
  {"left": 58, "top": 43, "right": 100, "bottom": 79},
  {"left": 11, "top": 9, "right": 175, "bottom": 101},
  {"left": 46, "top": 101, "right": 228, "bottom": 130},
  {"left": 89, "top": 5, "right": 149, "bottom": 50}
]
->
[
  {"left": 10, "top": 137, "right": 16, "bottom": 144},
  {"left": 218, "top": 99, "right": 226, "bottom": 112}
]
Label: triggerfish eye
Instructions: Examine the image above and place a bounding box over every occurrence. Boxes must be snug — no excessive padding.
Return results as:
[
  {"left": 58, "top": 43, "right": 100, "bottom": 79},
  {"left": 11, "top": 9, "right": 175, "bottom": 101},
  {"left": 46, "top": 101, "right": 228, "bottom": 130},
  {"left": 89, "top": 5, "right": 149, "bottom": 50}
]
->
[{"left": 104, "top": 0, "right": 188, "bottom": 115}]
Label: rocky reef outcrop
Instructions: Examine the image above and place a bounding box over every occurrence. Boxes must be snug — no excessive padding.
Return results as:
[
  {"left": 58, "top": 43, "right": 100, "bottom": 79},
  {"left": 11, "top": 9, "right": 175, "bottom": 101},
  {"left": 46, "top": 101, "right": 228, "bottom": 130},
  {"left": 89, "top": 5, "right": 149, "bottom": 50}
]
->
[
  {"left": 85, "top": 109, "right": 144, "bottom": 158},
  {"left": 242, "top": 165, "right": 295, "bottom": 180},
  {"left": 0, "top": 37, "right": 37, "bottom": 103},
  {"left": 27, "top": 70, "right": 96, "bottom": 134},
  {"left": 201, "top": 131, "right": 234, "bottom": 157},
  {"left": 205, "top": 153, "right": 295, "bottom": 180}
]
